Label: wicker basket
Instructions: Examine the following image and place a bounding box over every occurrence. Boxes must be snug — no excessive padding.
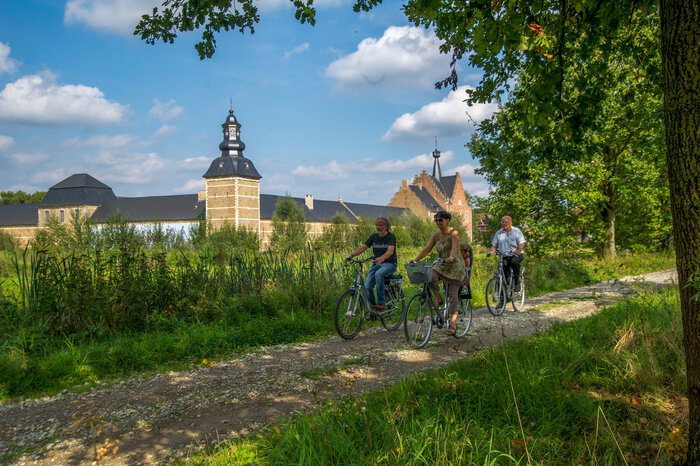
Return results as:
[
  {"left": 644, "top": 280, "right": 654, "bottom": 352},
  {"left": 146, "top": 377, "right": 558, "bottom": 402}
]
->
[{"left": 405, "top": 262, "right": 434, "bottom": 284}]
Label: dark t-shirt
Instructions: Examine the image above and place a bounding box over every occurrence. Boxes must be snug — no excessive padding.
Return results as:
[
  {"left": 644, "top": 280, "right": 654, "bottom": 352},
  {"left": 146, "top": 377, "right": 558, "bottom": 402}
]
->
[{"left": 364, "top": 232, "right": 397, "bottom": 265}]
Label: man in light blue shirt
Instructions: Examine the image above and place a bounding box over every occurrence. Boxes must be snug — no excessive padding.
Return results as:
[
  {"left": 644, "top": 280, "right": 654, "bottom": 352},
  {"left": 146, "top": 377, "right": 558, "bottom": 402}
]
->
[{"left": 489, "top": 216, "right": 526, "bottom": 291}]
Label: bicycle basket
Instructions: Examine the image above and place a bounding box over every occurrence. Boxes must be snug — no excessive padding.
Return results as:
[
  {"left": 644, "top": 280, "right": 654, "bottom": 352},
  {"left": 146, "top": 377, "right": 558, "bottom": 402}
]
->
[{"left": 404, "top": 262, "right": 434, "bottom": 284}]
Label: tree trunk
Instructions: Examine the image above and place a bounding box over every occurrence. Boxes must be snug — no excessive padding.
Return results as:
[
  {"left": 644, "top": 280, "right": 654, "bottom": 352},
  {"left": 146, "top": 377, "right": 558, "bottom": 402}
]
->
[
  {"left": 603, "top": 206, "right": 616, "bottom": 260},
  {"left": 660, "top": 1, "right": 700, "bottom": 464}
]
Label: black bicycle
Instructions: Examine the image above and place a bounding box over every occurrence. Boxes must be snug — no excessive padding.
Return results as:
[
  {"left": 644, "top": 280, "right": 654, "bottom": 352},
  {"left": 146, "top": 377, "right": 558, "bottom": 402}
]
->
[
  {"left": 403, "top": 259, "right": 472, "bottom": 349},
  {"left": 485, "top": 250, "right": 525, "bottom": 316},
  {"left": 334, "top": 257, "right": 406, "bottom": 339}
]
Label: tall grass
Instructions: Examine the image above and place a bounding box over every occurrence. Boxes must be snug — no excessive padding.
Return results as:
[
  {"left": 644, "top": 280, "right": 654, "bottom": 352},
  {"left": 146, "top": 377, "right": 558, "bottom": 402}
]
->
[
  {"left": 190, "top": 287, "right": 685, "bottom": 465},
  {"left": 0, "top": 213, "right": 676, "bottom": 401}
]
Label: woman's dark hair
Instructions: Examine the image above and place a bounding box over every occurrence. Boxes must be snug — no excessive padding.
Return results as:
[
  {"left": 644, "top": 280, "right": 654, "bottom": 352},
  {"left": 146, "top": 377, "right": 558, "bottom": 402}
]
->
[{"left": 434, "top": 210, "right": 452, "bottom": 221}]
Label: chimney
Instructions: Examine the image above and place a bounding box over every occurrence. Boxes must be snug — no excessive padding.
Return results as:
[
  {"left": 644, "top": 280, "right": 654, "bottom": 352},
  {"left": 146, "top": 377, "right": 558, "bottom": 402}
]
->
[
  {"left": 401, "top": 179, "right": 408, "bottom": 188},
  {"left": 198, "top": 189, "right": 206, "bottom": 201},
  {"left": 305, "top": 194, "right": 314, "bottom": 210}
]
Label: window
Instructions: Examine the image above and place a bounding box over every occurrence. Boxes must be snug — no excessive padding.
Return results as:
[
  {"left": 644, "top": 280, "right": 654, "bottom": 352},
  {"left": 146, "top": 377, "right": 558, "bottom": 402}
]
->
[
  {"left": 74, "top": 209, "right": 80, "bottom": 219},
  {"left": 44, "top": 210, "right": 49, "bottom": 222},
  {"left": 59, "top": 209, "right": 65, "bottom": 223}
]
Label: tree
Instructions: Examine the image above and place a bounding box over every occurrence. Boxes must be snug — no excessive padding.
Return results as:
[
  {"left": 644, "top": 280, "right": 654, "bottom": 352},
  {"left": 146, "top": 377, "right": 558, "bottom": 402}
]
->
[
  {"left": 0, "top": 190, "right": 45, "bottom": 204},
  {"left": 136, "top": 0, "right": 699, "bottom": 460},
  {"left": 270, "top": 195, "right": 308, "bottom": 252},
  {"left": 469, "top": 14, "right": 670, "bottom": 258}
]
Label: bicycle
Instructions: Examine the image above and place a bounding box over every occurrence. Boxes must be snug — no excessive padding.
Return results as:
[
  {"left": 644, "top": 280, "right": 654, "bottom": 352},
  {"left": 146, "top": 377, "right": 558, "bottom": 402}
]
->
[
  {"left": 334, "top": 257, "right": 406, "bottom": 339},
  {"left": 485, "top": 250, "right": 525, "bottom": 316},
  {"left": 403, "top": 259, "right": 472, "bottom": 349}
]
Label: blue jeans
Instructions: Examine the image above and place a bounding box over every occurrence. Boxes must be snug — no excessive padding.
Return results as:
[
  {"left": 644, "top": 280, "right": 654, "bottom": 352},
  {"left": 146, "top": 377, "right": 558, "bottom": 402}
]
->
[{"left": 365, "top": 262, "right": 396, "bottom": 306}]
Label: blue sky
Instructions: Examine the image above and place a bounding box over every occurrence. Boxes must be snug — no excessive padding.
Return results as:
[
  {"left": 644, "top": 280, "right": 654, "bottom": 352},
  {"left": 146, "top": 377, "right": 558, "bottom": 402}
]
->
[{"left": 0, "top": 0, "right": 495, "bottom": 205}]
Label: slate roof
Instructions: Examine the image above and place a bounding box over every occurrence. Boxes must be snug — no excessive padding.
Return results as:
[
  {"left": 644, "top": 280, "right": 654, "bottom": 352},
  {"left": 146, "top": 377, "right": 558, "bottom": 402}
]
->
[
  {"left": 428, "top": 175, "right": 448, "bottom": 199},
  {"left": 409, "top": 185, "right": 445, "bottom": 212},
  {"left": 0, "top": 203, "right": 39, "bottom": 226},
  {"left": 41, "top": 173, "right": 117, "bottom": 207},
  {"left": 260, "top": 194, "right": 409, "bottom": 222},
  {"left": 440, "top": 175, "right": 457, "bottom": 197},
  {"left": 91, "top": 195, "right": 205, "bottom": 223},
  {"left": 202, "top": 156, "right": 262, "bottom": 179}
]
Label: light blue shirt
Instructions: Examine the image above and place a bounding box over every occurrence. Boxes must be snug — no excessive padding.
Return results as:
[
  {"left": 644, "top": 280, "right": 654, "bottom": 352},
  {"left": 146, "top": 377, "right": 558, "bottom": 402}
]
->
[{"left": 492, "top": 227, "right": 526, "bottom": 256}]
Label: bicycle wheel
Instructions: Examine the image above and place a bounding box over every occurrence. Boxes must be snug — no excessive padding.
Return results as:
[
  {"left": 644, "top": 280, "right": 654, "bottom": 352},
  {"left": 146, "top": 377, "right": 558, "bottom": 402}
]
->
[
  {"left": 511, "top": 278, "right": 525, "bottom": 311},
  {"left": 404, "top": 293, "right": 433, "bottom": 349},
  {"left": 454, "top": 297, "right": 472, "bottom": 338},
  {"left": 381, "top": 285, "right": 405, "bottom": 331},
  {"left": 334, "top": 289, "right": 364, "bottom": 339},
  {"left": 485, "top": 277, "right": 506, "bottom": 316}
]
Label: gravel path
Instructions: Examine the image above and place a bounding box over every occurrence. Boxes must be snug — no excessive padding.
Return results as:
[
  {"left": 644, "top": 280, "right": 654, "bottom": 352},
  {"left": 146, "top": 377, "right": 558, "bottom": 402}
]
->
[{"left": 0, "top": 269, "right": 677, "bottom": 465}]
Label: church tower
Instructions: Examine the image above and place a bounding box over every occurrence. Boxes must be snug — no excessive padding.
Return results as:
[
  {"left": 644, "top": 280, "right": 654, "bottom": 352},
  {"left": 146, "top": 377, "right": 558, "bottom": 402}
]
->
[{"left": 203, "top": 109, "right": 262, "bottom": 232}]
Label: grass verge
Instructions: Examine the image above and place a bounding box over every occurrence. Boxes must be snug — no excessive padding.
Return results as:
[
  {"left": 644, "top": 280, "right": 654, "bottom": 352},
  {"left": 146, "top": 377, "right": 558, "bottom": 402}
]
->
[
  {"left": 187, "top": 287, "right": 687, "bottom": 465},
  {"left": 0, "top": 251, "right": 676, "bottom": 402}
]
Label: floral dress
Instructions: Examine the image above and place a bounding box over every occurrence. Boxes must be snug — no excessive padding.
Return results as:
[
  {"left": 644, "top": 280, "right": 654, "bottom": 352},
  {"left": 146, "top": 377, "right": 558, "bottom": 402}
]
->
[{"left": 433, "top": 230, "right": 467, "bottom": 282}]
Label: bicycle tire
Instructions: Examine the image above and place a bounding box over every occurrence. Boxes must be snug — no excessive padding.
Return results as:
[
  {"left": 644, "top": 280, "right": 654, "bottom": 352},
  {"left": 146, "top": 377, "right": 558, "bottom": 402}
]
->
[
  {"left": 334, "top": 289, "right": 364, "bottom": 339},
  {"left": 404, "top": 293, "right": 433, "bottom": 349},
  {"left": 381, "top": 285, "right": 405, "bottom": 331},
  {"left": 485, "top": 277, "right": 506, "bottom": 316},
  {"left": 454, "top": 297, "right": 472, "bottom": 338},
  {"left": 511, "top": 279, "right": 525, "bottom": 311}
]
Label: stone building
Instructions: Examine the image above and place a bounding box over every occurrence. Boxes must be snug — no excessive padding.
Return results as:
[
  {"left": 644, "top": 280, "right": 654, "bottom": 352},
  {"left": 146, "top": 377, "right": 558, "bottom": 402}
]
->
[
  {"left": 0, "top": 109, "right": 410, "bottom": 248},
  {"left": 388, "top": 146, "right": 473, "bottom": 240}
]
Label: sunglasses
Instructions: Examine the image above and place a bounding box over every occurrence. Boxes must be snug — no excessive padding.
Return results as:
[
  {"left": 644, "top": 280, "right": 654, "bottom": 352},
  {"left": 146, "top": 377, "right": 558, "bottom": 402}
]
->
[{"left": 434, "top": 218, "right": 446, "bottom": 222}]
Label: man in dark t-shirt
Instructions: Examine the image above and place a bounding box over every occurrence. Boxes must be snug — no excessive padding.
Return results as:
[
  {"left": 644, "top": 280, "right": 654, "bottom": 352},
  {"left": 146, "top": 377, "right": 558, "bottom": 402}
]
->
[{"left": 345, "top": 217, "right": 397, "bottom": 310}]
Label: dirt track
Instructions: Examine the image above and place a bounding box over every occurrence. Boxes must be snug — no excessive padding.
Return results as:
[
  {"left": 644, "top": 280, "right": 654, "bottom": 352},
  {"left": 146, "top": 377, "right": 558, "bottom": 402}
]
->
[{"left": 0, "top": 269, "right": 677, "bottom": 465}]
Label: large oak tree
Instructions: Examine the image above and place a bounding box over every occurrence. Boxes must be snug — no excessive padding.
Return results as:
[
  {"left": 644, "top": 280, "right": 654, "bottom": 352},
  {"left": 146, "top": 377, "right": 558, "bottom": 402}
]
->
[{"left": 136, "top": 0, "right": 700, "bottom": 461}]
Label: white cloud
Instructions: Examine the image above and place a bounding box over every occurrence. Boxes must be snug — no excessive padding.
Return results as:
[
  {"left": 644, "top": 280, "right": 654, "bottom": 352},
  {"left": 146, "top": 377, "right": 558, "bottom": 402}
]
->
[
  {"left": 4, "top": 152, "right": 50, "bottom": 164},
  {"left": 325, "top": 26, "right": 451, "bottom": 91},
  {"left": 382, "top": 86, "right": 498, "bottom": 142},
  {"left": 0, "top": 42, "right": 19, "bottom": 75},
  {"left": 174, "top": 178, "right": 205, "bottom": 193},
  {"left": 63, "top": 0, "right": 344, "bottom": 35},
  {"left": 32, "top": 169, "right": 69, "bottom": 185},
  {"left": 0, "top": 135, "right": 15, "bottom": 151},
  {"left": 91, "top": 150, "right": 166, "bottom": 184},
  {"left": 153, "top": 124, "right": 176, "bottom": 138},
  {"left": 374, "top": 151, "right": 454, "bottom": 173},
  {"left": 149, "top": 99, "right": 183, "bottom": 121},
  {"left": 182, "top": 156, "right": 211, "bottom": 167},
  {"left": 292, "top": 158, "right": 371, "bottom": 179},
  {"left": 284, "top": 42, "right": 309, "bottom": 60},
  {"left": 0, "top": 71, "right": 127, "bottom": 126},
  {"left": 255, "top": 0, "right": 344, "bottom": 11},
  {"left": 64, "top": 0, "right": 160, "bottom": 35},
  {"left": 291, "top": 151, "right": 456, "bottom": 179},
  {"left": 66, "top": 134, "right": 136, "bottom": 148}
]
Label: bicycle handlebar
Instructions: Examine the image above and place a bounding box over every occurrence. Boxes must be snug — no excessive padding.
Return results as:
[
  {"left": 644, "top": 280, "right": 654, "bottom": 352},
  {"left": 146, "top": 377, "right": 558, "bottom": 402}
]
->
[{"left": 344, "top": 256, "right": 376, "bottom": 265}]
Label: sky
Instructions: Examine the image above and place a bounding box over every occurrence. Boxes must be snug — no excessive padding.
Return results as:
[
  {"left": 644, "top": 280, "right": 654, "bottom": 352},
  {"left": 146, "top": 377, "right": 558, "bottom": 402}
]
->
[{"left": 0, "top": 0, "right": 497, "bottom": 206}]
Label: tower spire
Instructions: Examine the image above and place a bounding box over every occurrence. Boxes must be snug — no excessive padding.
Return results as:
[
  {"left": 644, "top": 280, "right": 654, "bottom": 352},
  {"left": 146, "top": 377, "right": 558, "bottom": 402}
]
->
[{"left": 431, "top": 137, "right": 442, "bottom": 181}]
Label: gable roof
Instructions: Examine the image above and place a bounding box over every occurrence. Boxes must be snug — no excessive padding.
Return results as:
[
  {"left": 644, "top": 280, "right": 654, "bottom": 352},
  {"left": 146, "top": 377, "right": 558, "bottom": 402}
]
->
[
  {"left": 0, "top": 203, "right": 39, "bottom": 226},
  {"left": 440, "top": 175, "right": 457, "bottom": 198},
  {"left": 41, "top": 173, "right": 117, "bottom": 207},
  {"left": 90, "top": 195, "right": 205, "bottom": 223},
  {"left": 409, "top": 185, "right": 445, "bottom": 212},
  {"left": 260, "top": 194, "right": 409, "bottom": 222}
]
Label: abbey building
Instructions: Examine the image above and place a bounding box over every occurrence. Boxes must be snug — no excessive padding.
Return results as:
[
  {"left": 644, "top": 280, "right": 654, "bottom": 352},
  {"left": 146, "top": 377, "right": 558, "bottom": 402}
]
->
[{"left": 0, "top": 110, "right": 472, "bottom": 246}]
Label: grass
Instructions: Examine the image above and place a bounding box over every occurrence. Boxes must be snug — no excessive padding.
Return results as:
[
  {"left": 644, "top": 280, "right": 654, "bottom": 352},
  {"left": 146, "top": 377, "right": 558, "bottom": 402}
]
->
[
  {"left": 186, "top": 286, "right": 686, "bottom": 465},
  {"left": 0, "top": 250, "right": 676, "bottom": 401}
]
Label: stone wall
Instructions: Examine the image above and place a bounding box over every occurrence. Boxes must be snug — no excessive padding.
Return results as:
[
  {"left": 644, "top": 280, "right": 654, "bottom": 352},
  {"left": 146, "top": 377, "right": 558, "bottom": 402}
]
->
[
  {"left": 387, "top": 180, "right": 432, "bottom": 220},
  {"left": 0, "top": 225, "right": 38, "bottom": 247},
  {"left": 205, "top": 177, "right": 260, "bottom": 232},
  {"left": 38, "top": 205, "right": 99, "bottom": 227},
  {"left": 259, "top": 219, "right": 330, "bottom": 250}
]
